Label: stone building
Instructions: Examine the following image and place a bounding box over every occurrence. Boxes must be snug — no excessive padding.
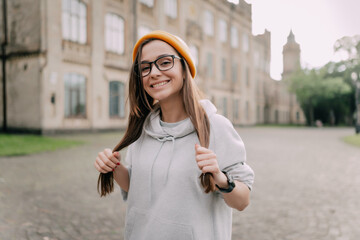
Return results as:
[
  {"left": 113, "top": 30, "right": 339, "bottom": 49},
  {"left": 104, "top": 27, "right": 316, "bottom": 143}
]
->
[{"left": 0, "top": 0, "right": 304, "bottom": 134}]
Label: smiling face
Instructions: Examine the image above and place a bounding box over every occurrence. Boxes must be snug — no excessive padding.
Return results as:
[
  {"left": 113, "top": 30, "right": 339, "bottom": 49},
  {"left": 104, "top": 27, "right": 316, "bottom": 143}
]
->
[{"left": 140, "top": 40, "right": 184, "bottom": 104}]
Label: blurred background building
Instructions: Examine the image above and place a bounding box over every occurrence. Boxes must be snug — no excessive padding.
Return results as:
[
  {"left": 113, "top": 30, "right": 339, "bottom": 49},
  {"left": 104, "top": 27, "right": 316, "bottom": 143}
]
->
[{"left": 0, "top": 0, "right": 305, "bottom": 134}]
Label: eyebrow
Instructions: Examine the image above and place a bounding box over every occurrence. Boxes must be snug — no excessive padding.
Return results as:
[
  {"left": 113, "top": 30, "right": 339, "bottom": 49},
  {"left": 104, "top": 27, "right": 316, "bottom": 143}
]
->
[{"left": 140, "top": 54, "right": 172, "bottom": 64}]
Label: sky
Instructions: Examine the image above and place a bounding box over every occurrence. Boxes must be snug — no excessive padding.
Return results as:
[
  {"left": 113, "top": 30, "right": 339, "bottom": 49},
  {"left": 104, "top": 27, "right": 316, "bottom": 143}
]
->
[{"left": 241, "top": 0, "right": 360, "bottom": 80}]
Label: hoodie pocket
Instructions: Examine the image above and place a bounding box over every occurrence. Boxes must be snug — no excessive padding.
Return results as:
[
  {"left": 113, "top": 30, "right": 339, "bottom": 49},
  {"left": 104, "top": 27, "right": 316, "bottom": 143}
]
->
[{"left": 125, "top": 207, "right": 194, "bottom": 240}]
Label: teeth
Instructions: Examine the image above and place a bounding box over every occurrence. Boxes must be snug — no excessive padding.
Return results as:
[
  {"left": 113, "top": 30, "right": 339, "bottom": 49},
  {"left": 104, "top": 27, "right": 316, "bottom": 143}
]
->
[{"left": 153, "top": 81, "right": 168, "bottom": 88}]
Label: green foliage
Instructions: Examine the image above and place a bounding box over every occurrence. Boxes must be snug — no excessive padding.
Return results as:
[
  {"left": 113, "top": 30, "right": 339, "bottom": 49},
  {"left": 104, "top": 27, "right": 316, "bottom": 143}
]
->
[
  {"left": 286, "top": 67, "right": 351, "bottom": 125},
  {"left": 286, "top": 35, "right": 360, "bottom": 126},
  {"left": 0, "top": 134, "right": 85, "bottom": 156}
]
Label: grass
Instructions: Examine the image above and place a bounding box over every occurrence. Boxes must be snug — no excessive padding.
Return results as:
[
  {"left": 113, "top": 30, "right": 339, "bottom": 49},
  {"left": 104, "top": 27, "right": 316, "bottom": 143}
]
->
[
  {"left": 0, "top": 134, "right": 85, "bottom": 156},
  {"left": 342, "top": 134, "right": 360, "bottom": 148}
]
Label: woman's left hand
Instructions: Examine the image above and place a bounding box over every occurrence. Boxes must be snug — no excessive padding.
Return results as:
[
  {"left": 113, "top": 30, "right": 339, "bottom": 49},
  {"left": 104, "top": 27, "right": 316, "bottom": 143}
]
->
[{"left": 195, "top": 144, "right": 227, "bottom": 187}]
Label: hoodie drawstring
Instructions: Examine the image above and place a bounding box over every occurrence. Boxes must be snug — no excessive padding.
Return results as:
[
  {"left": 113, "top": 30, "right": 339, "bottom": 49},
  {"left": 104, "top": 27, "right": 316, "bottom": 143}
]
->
[
  {"left": 149, "top": 136, "right": 175, "bottom": 203},
  {"left": 156, "top": 136, "right": 175, "bottom": 184}
]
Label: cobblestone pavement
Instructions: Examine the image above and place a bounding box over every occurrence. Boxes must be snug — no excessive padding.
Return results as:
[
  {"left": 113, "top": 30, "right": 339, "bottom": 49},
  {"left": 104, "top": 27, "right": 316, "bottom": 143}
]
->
[{"left": 0, "top": 127, "right": 359, "bottom": 240}]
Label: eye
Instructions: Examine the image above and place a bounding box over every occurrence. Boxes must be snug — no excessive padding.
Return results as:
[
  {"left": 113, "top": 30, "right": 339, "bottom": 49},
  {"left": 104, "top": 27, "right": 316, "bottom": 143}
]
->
[
  {"left": 141, "top": 65, "right": 150, "bottom": 72},
  {"left": 158, "top": 57, "right": 173, "bottom": 67},
  {"left": 161, "top": 61, "right": 171, "bottom": 65}
]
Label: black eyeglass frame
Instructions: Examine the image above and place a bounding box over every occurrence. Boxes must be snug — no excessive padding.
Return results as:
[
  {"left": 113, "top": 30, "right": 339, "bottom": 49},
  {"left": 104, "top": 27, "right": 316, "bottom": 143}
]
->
[{"left": 140, "top": 54, "right": 182, "bottom": 77}]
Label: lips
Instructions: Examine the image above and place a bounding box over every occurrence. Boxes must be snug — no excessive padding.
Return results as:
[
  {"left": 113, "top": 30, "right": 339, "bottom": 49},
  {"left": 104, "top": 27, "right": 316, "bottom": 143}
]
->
[{"left": 151, "top": 80, "right": 170, "bottom": 88}]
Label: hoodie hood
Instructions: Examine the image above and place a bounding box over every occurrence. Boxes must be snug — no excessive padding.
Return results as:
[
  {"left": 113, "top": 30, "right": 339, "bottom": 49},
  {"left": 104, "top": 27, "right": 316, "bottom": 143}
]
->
[{"left": 144, "top": 99, "right": 217, "bottom": 140}]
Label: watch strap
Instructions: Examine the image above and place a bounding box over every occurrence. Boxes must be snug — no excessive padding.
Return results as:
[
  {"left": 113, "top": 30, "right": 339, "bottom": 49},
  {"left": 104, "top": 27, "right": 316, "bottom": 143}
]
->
[{"left": 216, "top": 171, "right": 235, "bottom": 193}]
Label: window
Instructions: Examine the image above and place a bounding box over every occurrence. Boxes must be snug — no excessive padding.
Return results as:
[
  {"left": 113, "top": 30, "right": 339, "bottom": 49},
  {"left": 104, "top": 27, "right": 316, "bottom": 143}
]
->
[
  {"left": 165, "top": 0, "right": 177, "bottom": 19},
  {"left": 256, "top": 78, "right": 260, "bottom": 94},
  {"left": 246, "top": 67, "right": 250, "bottom": 86},
  {"left": 223, "top": 97, "right": 228, "bottom": 117},
  {"left": 254, "top": 50, "right": 260, "bottom": 68},
  {"left": 242, "top": 32, "right": 249, "bottom": 53},
  {"left": 231, "top": 25, "right": 238, "bottom": 48},
  {"left": 189, "top": 44, "right": 199, "bottom": 67},
  {"left": 62, "top": 0, "right": 87, "bottom": 44},
  {"left": 206, "top": 52, "right": 213, "bottom": 77},
  {"left": 233, "top": 99, "right": 239, "bottom": 120},
  {"left": 203, "top": 10, "right": 214, "bottom": 36},
  {"left": 246, "top": 101, "right": 249, "bottom": 120},
  {"left": 64, "top": 73, "right": 86, "bottom": 117},
  {"left": 218, "top": 19, "right": 227, "bottom": 43},
  {"left": 232, "top": 63, "right": 237, "bottom": 83},
  {"left": 138, "top": 26, "right": 152, "bottom": 39},
  {"left": 109, "top": 81, "right": 125, "bottom": 118},
  {"left": 105, "top": 13, "right": 125, "bottom": 54},
  {"left": 221, "top": 58, "right": 226, "bottom": 81},
  {"left": 241, "top": 65, "right": 246, "bottom": 85},
  {"left": 140, "top": 0, "right": 154, "bottom": 7}
]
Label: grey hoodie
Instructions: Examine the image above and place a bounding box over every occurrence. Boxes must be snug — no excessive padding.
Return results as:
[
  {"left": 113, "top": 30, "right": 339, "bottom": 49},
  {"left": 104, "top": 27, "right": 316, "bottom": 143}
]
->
[{"left": 122, "top": 100, "right": 254, "bottom": 240}]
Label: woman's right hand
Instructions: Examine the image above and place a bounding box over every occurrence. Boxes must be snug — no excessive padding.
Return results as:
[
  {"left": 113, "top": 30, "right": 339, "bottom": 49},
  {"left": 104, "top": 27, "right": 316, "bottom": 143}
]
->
[{"left": 94, "top": 148, "right": 121, "bottom": 173}]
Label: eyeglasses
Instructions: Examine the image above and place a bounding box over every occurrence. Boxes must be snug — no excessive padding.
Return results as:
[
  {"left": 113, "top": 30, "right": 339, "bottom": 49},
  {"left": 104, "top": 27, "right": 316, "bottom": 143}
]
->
[{"left": 140, "top": 55, "right": 182, "bottom": 77}]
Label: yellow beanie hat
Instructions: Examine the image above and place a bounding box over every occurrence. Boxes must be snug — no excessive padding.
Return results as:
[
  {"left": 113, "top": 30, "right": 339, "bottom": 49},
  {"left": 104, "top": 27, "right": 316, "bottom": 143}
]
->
[{"left": 132, "top": 30, "right": 196, "bottom": 78}]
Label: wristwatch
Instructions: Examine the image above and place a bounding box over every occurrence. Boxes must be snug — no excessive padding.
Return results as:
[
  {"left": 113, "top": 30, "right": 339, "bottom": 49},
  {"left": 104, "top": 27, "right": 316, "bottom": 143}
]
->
[{"left": 215, "top": 171, "right": 235, "bottom": 193}]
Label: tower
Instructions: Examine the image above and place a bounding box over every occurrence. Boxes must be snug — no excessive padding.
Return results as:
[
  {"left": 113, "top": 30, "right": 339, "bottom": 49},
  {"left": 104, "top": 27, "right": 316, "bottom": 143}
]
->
[
  {"left": 281, "top": 30, "right": 305, "bottom": 124},
  {"left": 282, "top": 30, "right": 301, "bottom": 78}
]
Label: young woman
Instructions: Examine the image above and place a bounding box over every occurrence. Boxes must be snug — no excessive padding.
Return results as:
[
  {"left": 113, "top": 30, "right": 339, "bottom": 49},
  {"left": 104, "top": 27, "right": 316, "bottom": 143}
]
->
[{"left": 94, "top": 30, "right": 254, "bottom": 240}]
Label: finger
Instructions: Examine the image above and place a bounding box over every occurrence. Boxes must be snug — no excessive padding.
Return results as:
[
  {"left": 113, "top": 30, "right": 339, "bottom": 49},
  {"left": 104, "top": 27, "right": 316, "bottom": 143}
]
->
[
  {"left": 94, "top": 161, "right": 107, "bottom": 173},
  {"left": 97, "top": 153, "right": 116, "bottom": 170},
  {"left": 104, "top": 149, "right": 120, "bottom": 165},
  {"left": 201, "top": 165, "right": 219, "bottom": 174},
  {"left": 96, "top": 157, "right": 113, "bottom": 172},
  {"left": 197, "top": 159, "right": 217, "bottom": 169},
  {"left": 196, "top": 153, "right": 217, "bottom": 162},
  {"left": 99, "top": 151, "right": 117, "bottom": 168},
  {"left": 112, "top": 151, "right": 122, "bottom": 165},
  {"left": 195, "top": 145, "right": 213, "bottom": 154},
  {"left": 95, "top": 158, "right": 109, "bottom": 173}
]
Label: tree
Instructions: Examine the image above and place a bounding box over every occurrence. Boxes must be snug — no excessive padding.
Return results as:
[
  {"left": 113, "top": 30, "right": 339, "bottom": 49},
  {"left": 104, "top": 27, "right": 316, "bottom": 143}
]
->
[
  {"left": 333, "top": 35, "right": 360, "bottom": 130},
  {"left": 287, "top": 67, "right": 351, "bottom": 126},
  {"left": 286, "top": 35, "right": 360, "bottom": 126}
]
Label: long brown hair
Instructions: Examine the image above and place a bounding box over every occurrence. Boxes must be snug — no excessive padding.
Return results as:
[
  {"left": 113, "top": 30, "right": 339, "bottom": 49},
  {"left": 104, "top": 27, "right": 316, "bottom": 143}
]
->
[{"left": 97, "top": 39, "right": 215, "bottom": 196}]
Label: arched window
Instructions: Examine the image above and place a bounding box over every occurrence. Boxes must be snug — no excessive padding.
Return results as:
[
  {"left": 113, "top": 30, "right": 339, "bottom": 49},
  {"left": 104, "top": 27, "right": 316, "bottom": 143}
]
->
[
  {"left": 138, "top": 25, "right": 152, "bottom": 39},
  {"left": 231, "top": 25, "right": 238, "bottom": 48},
  {"left": 165, "top": 0, "right": 177, "bottom": 19},
  {"left": 203, "top": 10, "right": 214, "bottom": 36},
  {"left": 62, "top": 0, "right": 87, "bottom": 44},
  {"left": 64, "top": 73, "right": 86, "bottom": 117},
  {"left": 109, "top": 81, "right": 125, "bottom": 118},
  {"left": 105, "top": 13, "right": 125, "bottom": 54},
  {"left": 233, "top": 99, "right": 239, "bottom": 120},
  {"left": 189, "top": 44, "right": 199, "bottom": 67},
  {"left": 140, "top": 0, "right": 154, "bottom": 7},
  {"left": 242, "top": 32, "right": 249, "bottom": 53},
  {"left": 223, "top": 97, "right": 228, "bottom": 117},
  {"left": 218, "top": 19, "right": 227, "bottom": 43}
]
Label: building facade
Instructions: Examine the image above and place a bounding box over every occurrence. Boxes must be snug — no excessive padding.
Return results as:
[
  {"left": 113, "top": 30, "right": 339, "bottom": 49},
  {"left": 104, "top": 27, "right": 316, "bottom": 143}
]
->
[{"left": 0, "top": 0, "right": 304, "bottom": 134}]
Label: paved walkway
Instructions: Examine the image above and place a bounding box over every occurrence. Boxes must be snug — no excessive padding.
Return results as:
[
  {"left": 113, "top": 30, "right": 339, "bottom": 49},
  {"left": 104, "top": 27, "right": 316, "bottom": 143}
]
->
[{"left": 0, "top": 127, "right": 359, "bottom": 240}]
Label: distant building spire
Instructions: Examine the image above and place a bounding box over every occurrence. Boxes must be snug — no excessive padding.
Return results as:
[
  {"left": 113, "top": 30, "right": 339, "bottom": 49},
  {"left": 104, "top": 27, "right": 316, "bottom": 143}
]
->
[
  {"left": 282, "top": 29, "right": 301, "bottom": 78},
  {"left": 287, "top": 29, "right": 296, "bottom": 43}
]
